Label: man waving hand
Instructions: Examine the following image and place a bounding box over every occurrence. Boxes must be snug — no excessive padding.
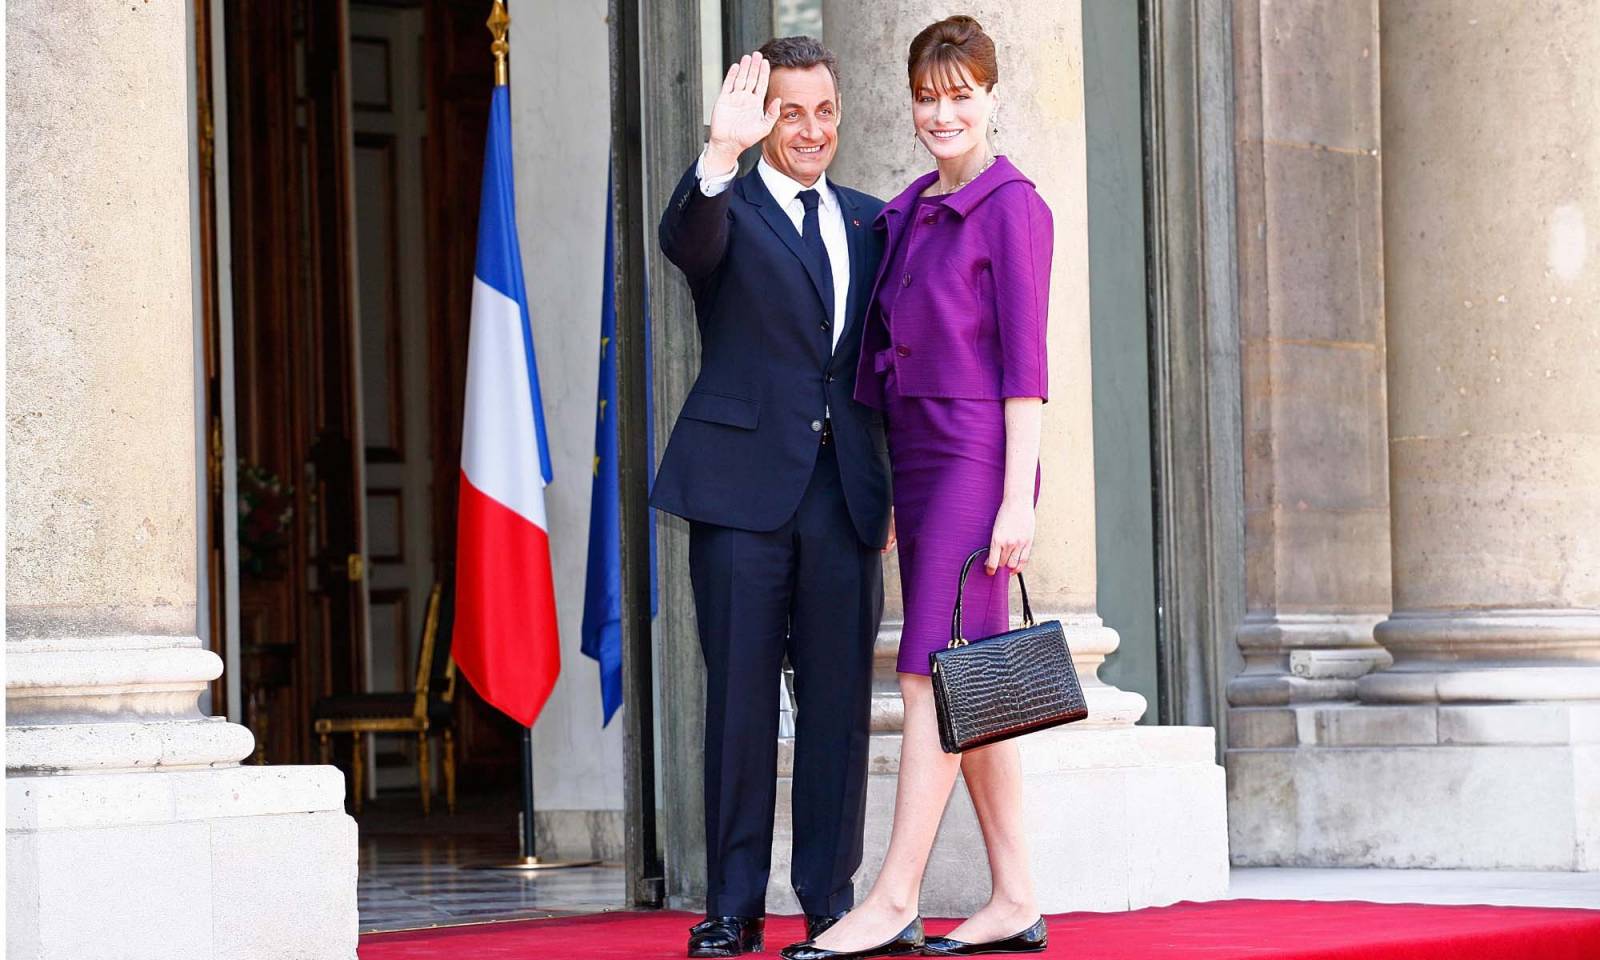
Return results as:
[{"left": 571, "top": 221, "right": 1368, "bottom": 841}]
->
[{"left": 653, "top": 38, "right": 891, "bottom": 960}]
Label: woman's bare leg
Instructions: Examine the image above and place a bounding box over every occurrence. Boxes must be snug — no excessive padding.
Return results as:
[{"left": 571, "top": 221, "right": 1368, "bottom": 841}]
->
[
  {"left": 939, "top": 738, "right": 1038, "bottom": 942},
  {"left": 807, "top": 674, "right": 958, "bottom": 951}
]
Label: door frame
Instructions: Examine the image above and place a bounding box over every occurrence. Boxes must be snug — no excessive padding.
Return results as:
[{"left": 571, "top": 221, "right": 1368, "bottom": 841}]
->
[{"left": 1139, "top": 0, "right": 1245, "bottom": 742}]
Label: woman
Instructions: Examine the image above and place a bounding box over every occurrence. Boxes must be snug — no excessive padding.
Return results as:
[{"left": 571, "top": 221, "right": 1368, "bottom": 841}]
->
[{"left": 780, "top": 15, "right": 1051, "bottom": 960}]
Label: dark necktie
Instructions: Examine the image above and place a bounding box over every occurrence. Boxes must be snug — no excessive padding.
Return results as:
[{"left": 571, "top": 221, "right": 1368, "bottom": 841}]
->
[{"left": 797, "top": 188, "right": 836, "bottom": 331}]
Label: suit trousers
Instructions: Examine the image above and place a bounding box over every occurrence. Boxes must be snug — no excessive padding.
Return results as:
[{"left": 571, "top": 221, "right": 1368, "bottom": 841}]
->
[{"left": 689, "top": 440, "right": 883, "bottom": 917}]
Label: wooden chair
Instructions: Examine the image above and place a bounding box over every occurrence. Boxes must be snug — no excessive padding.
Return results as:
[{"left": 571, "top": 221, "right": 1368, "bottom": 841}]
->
[{"left": 313, "top": 583, "right": 458, "bottom": 815}]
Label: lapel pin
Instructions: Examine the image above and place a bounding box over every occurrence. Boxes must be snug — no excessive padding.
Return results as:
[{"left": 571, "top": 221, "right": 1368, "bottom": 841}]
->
[{"left": 852, "top": 218, "right": 861, "bottom": 227}]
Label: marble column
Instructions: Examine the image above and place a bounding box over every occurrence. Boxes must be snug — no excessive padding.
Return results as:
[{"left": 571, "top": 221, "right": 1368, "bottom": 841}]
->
[
  {"left": 1225, "top": 0, "right": 1392, "bottom": 739},
  {"left": 1229, "top": 0, "right": 1600, "bottom": 870},
  {"left": 6, "top": 3, "right": 356, "bottom": 957},
  {"left": 768, "top": 0, "right": 1228, "bottom": 915}
]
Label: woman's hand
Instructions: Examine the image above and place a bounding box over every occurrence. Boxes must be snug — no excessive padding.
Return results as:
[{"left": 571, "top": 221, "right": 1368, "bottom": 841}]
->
[
  {"left": 991, "top": 398, "right": 1042, "bottom": 575},
  {"left": 883, "top": 510, "right": 897, "bottom": 555},
  {"left": 986, "top": 497, "right": 1034, "bottom": 575},
  {"left": 706, "top": 52, "right": 780, "bottom": 173}
]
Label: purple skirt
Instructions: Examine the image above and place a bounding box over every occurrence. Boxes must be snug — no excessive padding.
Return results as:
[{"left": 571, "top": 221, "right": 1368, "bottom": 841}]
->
[{"left": 883, "top": 359, "right": 1023, "bottom": 675}]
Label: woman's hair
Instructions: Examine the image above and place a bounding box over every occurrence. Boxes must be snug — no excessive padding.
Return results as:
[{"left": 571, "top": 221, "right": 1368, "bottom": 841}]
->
[{"left": 907, "top": 15, "right": 998, "bottom": 94}]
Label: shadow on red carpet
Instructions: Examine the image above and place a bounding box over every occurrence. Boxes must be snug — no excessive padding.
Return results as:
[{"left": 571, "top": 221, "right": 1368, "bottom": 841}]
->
[{"left": 358, "top": 899, "right": 1600, "bottom": 959}]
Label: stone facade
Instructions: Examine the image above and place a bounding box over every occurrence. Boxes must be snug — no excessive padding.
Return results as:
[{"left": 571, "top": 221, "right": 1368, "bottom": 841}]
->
[
  {"left": 5, "top": 2, "right": 357, "bottom": 957},
  {"left": 1226, "top": 0, "right": 1600, "bottom": 869}
]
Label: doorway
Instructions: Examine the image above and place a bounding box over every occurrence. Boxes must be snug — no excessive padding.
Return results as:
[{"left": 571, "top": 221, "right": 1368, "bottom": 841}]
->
[{"left": 205, "top": 0, "right": 525, "bottom": 806}]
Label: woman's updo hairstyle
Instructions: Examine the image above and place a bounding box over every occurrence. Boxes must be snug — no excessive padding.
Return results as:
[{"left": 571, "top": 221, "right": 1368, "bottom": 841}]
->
[{"left": 907, "top": 15, "right": 998, "bottom": 94}]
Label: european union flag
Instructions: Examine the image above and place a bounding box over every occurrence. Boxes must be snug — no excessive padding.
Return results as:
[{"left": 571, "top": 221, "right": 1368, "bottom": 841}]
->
[{"left": 581, "top": 172, "right": 654, "bottom": 726}]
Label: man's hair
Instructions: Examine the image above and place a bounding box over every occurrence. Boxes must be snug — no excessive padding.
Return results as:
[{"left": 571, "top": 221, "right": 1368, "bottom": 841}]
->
[{"left": 757, "top": 35, "right": 840, "bottom": 98}]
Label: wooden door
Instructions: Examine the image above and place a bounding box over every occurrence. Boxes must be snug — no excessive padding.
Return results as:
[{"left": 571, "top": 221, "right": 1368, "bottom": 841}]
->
[
  {"left": 224, "top": 0, "right": 368, "bottom": 764},
  {"left": 301, "top": 0, "right": 370, "bottom": 706},
  {"left": 349, "top": 2, "right": 436, "bottom": 788}
]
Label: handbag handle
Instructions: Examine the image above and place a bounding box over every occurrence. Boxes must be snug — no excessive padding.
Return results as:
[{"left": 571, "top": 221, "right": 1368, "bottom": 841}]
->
[{"left": 948, "top": 547, "right": 1036, "bottom": 648}]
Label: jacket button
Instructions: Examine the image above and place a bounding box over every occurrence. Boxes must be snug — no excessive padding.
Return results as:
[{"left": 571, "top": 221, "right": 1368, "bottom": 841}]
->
[
  {"left": 923, "top": 213, "right": 938, "bottom": 225},
  {"left": 901, "top": 273, "right": 912, "bottom": 287},
  {"left": 820, "top": 321, "right": 831, "bottom": 331},
  {"left": 810, "top": 419, "right": 823, "bottom": 432},
  {"left": 825, "top": 374, "right": 835, "bottom": 383},
  {"left": 896, "top": 345, "right": 912, "bottom": 357}
]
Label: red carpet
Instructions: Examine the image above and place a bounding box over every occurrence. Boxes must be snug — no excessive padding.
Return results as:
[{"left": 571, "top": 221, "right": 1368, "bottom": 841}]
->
[{"left": 359, "top": 900, "right": 1600, "bottom": 959}]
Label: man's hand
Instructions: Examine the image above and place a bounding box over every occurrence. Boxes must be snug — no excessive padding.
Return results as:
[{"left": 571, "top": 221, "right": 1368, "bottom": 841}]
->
[{"left": 706, "top": 52, "right": 780, "bottom": 176}]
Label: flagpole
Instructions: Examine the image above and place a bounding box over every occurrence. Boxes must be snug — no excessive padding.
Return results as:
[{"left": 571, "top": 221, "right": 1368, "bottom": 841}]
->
[
  {"left": 519, "top": 726, "right": 537, "bottom": 860},
  {"left": 466, "top": 1, "right": 597, "bottom": 873}
]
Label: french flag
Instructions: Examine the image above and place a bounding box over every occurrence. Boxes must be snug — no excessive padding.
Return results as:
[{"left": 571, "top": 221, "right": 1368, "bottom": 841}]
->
[{"left": 453, "top": 83, "right": 560, "bottom": 730}]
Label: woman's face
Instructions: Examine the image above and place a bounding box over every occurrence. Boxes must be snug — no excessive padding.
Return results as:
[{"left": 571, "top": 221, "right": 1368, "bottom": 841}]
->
[{"left": 911, "top": 66, "right": 994, "bottom": 162}]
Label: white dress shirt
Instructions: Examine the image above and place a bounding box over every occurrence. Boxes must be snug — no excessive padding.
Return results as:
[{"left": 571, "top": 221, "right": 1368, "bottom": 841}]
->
[{"left": 696, "top": 148, "right": 851, "bottom": 353}]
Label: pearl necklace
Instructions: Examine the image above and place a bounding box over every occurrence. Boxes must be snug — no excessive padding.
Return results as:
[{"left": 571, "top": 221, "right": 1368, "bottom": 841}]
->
[{"left": 936, "top": 155, "right": 997, "bottom": 195}]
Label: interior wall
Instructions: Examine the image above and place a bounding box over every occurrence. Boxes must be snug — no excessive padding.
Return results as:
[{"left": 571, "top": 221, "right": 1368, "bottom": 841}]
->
[{"left": 511, "top": 0, "right": 625, "bottom": 818}]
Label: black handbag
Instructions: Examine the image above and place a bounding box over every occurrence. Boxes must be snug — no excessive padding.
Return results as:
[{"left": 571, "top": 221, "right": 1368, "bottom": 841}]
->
[{"left": 929, "top": 548, "right": 1089, "bottom": 753}]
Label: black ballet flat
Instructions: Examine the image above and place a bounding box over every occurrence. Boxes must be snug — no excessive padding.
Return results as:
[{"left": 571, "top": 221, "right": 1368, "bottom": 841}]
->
[
  {"left": 920, "top": 916, "right": 1047, "bottom": 955},
  {"left": 779, "top": 916, "right": 925, "bottom": 959},
  {"left": 806, "top": 909, "right": 850, "bottom": 940},
  {"left": 689, "top": 915, "right": 765, "bottom": 957}
]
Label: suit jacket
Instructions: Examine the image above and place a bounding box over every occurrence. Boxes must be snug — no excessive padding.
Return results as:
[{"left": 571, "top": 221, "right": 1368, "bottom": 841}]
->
[
  {"left": 855, "top": 156, "right": 1052, "bottom": 409},
  {"left": 651, "top": 159, "right": 892, "bottom": 547}
]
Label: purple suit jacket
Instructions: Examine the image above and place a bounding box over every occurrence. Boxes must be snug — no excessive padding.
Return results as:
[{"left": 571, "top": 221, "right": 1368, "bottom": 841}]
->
[{"left": 854, "top": 155, "right": 1052, "bottom": 408}]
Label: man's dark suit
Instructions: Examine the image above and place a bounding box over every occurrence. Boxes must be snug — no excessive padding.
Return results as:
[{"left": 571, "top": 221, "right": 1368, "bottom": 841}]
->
[{"left": 653, "top": 158, "right": 890, "bottom": 918}]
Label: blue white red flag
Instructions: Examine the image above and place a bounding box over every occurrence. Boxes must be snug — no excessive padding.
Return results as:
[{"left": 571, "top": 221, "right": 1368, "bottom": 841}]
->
[{"left": 453, "top": 84, "right": 560, "bottom": 729}]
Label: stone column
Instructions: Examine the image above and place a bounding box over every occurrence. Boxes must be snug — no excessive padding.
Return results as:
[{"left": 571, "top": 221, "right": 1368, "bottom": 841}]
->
[
  {"left": 1224, "top": 0, "right": 1399, "bottom": 864},
  {"left": 767, "top": 0, "right": 1228, "bottom": 915},
  {"left": 6, "top": 4, "right": 356, "bottom": 957},
  {"left": 1363, "top": 1, "right": 1600, "bottom": 708},
  {"left": 1353, "top": 2, "right": 1600, "bottom": 867},
  {"left": 1225, "top": 0, "right": 1392, "bottom": 741},
  {"left": 1218, "top": 2, "right": 1408, "bottom": 870},
  {"left": 1229, "top": 1, "right": 1600, "bottom": 870}
]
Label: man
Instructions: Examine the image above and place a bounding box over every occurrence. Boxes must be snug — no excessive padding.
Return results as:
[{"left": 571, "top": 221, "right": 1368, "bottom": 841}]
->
[{"left": 653, "top": 36, "right": 891, "bottom": 959}]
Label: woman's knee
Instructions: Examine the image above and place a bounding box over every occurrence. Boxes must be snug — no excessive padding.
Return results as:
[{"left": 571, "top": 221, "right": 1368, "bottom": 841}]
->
[{"left": 898, "top": 673, "right": 934, "bottom": 709}]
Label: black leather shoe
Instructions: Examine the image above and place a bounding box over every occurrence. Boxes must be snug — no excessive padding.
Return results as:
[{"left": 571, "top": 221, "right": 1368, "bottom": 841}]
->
[
  {"left": 688, "top": 915, "right": 765, "bottom": 958},
  {"left": 779, "top": 916, "right": 924, "bottom": 959},
  {"left": 806, "top": 910, "right": 849, "bottom": 940},
  {"left": 920, "top": 916, "right": 1047, "bottom": 955}
]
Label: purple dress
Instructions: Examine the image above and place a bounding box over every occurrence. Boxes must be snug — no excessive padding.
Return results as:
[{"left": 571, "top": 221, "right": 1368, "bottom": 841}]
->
[{"left": 870, "top": 197, "right": 1042, "bottom": 675}]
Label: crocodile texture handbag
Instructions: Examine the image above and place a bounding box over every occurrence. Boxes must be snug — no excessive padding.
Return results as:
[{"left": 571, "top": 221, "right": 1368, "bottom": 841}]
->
[{"left": 929, "top": 548, "right": 1089, "bottom": 753}]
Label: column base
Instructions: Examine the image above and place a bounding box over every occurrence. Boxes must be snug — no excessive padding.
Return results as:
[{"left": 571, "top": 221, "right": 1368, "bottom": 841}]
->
[
  {"left": 767, "top": 725, "right": 1229, "bottom": 916},
  {"left": 1228, "top": 613, "right": 1390, "bottom": 706},
  {"left": 1227, "top": 701, "right": 1600, "bottom": 869},
  {"left": 7, "top": 765, "right": 356, "bottom": 960},
  {"left": 1364, "top": 610, "right": 1600, "bottom": 703}
]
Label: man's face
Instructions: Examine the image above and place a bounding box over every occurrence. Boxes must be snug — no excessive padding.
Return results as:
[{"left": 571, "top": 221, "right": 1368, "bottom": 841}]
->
[{"left": 760, "top": 64, "right": 839, "bottom": 186}]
